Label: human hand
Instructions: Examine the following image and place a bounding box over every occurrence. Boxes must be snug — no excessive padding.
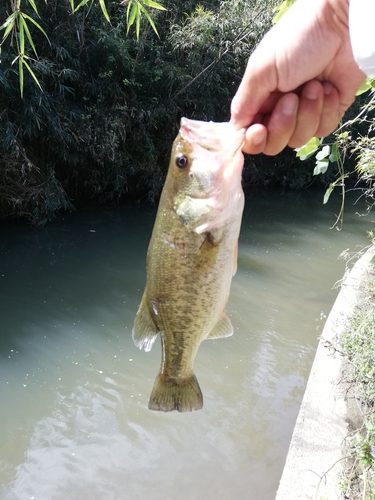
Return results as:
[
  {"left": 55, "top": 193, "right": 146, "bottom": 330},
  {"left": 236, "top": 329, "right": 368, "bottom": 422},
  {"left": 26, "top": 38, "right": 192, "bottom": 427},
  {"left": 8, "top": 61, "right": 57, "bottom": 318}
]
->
[{"left": 230, "top": 0, "right": 367, "bottom": 156}]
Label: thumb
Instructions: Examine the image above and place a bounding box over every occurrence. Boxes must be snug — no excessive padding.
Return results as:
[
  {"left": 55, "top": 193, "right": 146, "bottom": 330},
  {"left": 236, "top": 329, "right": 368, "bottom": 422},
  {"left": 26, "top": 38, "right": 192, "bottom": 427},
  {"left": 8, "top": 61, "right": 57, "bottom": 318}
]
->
[{"left": 230, "top": 55, "right": 276, "bottom": 129}]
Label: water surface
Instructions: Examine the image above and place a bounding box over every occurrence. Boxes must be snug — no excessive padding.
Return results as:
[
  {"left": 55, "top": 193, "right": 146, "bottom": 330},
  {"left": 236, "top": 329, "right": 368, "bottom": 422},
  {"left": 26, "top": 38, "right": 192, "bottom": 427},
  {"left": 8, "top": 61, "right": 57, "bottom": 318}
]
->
[{"left": 0, "top": 190, "right": 371, "bottom": 500}]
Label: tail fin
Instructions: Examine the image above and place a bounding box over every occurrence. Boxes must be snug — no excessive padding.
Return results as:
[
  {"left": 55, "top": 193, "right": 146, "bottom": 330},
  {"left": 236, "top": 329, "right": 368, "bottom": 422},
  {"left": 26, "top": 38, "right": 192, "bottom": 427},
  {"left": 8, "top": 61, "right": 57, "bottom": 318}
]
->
[{"left": 148, "top": 373, "right": 203, "bottom": 412}]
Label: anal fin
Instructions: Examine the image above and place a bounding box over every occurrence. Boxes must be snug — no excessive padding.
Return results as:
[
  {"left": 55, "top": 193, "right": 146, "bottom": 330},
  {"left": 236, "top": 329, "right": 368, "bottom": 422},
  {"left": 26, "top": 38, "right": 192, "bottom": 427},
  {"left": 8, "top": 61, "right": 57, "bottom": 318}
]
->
[
  {"left": 206, "top": 311, "right": 233, "bottom": 340},
  {"left": 132, "top": 291, "right": 159, "bottom": 352}
]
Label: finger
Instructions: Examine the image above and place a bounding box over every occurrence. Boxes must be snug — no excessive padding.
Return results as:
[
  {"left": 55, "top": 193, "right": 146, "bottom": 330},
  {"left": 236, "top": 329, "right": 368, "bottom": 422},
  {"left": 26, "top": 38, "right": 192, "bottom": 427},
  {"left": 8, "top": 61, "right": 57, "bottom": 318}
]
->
[
  {"left": 263, "top": 93, "right": 299, "bottom": 156},
  {"left": 230, "top": 58, "right": 277, "bottom": 130},
  {"left": 242, "top": 123, "right": 267, "bottom": 155},
  {"left": 315, "top": 82, "right": 341, "bottom": 138},
  {"left": 288, "top": 80, "right": 324, "bottom": 149}
]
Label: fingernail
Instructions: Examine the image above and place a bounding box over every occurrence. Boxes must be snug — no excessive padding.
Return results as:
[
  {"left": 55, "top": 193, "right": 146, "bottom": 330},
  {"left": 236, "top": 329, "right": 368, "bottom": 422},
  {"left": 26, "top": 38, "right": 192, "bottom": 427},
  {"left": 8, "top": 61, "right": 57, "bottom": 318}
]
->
[
  {"left": 303, "top": 84, "right": 320, "bottom": 100},
  {"left": 323, "top": 82, "right": 334, "bottom": 95},
  {"left": 281, "top": 95, "right": 298, "bottom": 116}
]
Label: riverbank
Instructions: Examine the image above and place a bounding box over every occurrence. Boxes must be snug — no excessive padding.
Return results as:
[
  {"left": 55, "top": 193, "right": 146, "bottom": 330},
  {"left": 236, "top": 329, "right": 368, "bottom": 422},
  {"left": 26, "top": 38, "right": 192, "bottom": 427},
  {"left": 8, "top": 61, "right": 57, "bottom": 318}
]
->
[{"left": 275, "top": 244, "right": 375, "bottom": 500}]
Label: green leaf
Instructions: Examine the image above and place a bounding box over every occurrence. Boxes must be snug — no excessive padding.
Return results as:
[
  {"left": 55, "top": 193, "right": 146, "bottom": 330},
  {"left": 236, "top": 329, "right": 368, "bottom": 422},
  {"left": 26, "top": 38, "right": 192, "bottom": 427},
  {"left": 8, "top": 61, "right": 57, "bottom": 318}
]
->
[
  {"left": 19, "top": 57, "right": 24, "bottom": 98},
  {"left": 73, "top": 0, "right": 91, "bottom": 12},
  {"left": 138, "top": 3, "right": 159, "bottom": 36},
  {"left": 316, "top": 144, "right": 331, "bottom": 161},
  {"left": 27, "top": 0, "right": 39, "bottom": 15},
  {"left": 365, "top": 420, "right": 375, "bottom": 432},
  {"left": 22, "top": 57, "right": 43, "bottom": 91},
  {"left": 295, "top": 137, "right": 320, "bottom": 161},
  {"left": 141, "top": 0, "right": 166, "bottom": 10},
  {"left": 329, "top": 143, "right": 338, "bottom": 163},
  {"left": 22, "top": 13, "right": 49, "bottom": 41},
  {"left": 0, "top": 11, "right": 19, "bottom": 34},
  {"left": 272, "top": 0, "right": 296, "bottom": 23},
  {"left": 356, "top": 78, "right": 375, "bottom": 96},
  {"left": 136, "top": 5, "right": 140, "bottom": 39},
  {"left": 314, "top": 159, "right": 329, "bottom": 176},
  {"left": 127, "top": 2, "right": 139, "bottom": 34},
  {"left": 98, "top": 0, "right": 110, "bottom": 22},
  {"left": 19, "top": 16, "right": 25, "bottom": 54},
  {"left": 323, "top": 183, "right": 334, "bottom": 204},
  {"left": 20, "top": 15, "right": 38, "bottom": 57}
]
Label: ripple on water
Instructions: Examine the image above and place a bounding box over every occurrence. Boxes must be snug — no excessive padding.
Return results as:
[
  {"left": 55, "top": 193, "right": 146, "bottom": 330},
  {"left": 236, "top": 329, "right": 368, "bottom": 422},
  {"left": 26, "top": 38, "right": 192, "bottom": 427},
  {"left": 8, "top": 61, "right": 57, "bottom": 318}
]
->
[{"left": 0, "top": 194, "right": 370, "bottom": 499}]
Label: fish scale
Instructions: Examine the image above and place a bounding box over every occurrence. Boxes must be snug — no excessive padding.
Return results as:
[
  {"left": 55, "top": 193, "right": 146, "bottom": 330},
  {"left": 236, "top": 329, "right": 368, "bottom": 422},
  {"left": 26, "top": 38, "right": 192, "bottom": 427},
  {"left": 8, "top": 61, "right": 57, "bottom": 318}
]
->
[{"left": 132, "top": 117, "right": 245, "bottom": 412}]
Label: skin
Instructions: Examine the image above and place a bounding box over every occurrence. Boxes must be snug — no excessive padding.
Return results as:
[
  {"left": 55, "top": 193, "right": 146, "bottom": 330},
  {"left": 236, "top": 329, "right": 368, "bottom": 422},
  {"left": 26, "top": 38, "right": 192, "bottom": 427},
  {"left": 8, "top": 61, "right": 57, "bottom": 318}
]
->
[{"left": 230, "top": 0, "right": 367, "bottom": 156}]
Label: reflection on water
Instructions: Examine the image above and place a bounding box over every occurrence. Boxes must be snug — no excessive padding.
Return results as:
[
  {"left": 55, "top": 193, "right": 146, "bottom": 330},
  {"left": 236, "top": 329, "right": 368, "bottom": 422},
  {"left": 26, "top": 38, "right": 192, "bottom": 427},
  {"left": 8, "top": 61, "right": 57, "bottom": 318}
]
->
[{"left": 0, "top": 190, "right": 371, "bottom": 499}]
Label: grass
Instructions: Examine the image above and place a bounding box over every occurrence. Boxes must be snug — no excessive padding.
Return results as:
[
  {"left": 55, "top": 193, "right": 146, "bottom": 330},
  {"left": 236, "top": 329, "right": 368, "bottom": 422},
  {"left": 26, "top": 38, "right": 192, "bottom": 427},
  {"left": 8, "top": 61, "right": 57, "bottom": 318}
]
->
[{"left": 337, "top": 243, "right": 375, "bottom": 499}]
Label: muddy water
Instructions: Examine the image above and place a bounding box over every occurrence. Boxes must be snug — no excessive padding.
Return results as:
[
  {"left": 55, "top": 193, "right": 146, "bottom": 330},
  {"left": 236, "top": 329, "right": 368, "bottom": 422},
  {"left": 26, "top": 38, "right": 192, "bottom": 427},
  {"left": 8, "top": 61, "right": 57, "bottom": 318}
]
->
[{"left": 0, "top": 190, "right": 371, "bottom": 500}]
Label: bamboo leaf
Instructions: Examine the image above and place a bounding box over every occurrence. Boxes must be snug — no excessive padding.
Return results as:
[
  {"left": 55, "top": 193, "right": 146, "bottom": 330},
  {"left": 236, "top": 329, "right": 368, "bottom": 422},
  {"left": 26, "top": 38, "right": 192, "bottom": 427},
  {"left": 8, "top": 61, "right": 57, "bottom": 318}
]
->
[
  {"left": 127, "top": 2, "right": 138, "bottom": 33},
  {"left": 27, "top": 0, "right": 39, "bottom": 15},
  {"left": 22, "top": 13, "right": 49, "bottom": 41},
  {"left": 98, "top": 0, "right": 110, "bottom": 22},
  {"left": 19, "top": 16, "right": 25, "bottom": 55},
  {"left": 19, "top": 57, "right": 24, "bottom": 98},
  {"left": 1, "top": 21, "right": 17, "bottom": 44},
  {"left": 0, "top": 11, "right": 19, "bottom": 33},
  {"left": 136, "top": 5, "right": 140, "bottom": 39},
  {"left": 22, "top": 57, "right": 43, "bottom": 91},
  {"left": 126, "top": 1, "right": 132, "bottom": 22},
  {"left": 141, "top": 0, "right": 166, "bottom": 10},
  {"left": 73, "top": 0, "right": 91, "bottom": 12},
  {"left": 138, "top": 3, "right": 159, "bottom": 36},
  {"left": 20, "top": 15, "right": 38, "bottom": 57}
]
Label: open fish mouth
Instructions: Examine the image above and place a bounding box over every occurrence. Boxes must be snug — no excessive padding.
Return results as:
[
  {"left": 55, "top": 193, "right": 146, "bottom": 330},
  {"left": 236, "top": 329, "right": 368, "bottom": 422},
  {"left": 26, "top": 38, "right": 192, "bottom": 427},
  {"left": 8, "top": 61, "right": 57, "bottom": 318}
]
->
[{"left": 180, "top": 117, "right": 245, "bottom": 156}]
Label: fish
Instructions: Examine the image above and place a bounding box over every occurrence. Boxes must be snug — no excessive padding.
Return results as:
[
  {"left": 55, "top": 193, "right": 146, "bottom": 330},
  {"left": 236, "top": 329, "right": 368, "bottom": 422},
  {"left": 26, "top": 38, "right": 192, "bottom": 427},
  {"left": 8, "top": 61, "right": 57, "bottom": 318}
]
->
[{"left": 132, "top": 117, "right": 246, "bottom": 412}]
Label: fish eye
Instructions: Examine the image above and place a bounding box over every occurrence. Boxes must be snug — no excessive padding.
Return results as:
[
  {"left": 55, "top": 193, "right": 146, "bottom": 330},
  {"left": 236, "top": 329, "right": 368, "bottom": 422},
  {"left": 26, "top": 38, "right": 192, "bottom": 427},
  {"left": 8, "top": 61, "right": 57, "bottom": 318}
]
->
[{"left": 175, "top": 153, "right": 189, "bottom": 169}]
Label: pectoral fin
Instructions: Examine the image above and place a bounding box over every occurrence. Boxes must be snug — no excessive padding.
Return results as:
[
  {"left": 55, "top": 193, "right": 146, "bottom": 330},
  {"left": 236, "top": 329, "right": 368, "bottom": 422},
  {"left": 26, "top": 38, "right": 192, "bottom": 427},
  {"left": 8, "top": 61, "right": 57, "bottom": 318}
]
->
[
  {"left": 206, "top": 311, "right": 233, "bottom": 340},
  {"left": 195, "top": 232, "right": 220, "bottom": 272},
  {"left": 132, "top": 291, "right": 159, "bottom": 352}
]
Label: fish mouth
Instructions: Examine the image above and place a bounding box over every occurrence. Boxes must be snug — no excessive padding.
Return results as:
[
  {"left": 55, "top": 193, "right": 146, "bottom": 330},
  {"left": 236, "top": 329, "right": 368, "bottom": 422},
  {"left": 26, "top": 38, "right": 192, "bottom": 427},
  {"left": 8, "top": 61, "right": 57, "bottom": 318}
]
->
[
  {"left": 180, "top": 118, "right": 222, "bottom": 152},
  {"left": 180, "top": 117, "right": 245, "bottom": 156}
]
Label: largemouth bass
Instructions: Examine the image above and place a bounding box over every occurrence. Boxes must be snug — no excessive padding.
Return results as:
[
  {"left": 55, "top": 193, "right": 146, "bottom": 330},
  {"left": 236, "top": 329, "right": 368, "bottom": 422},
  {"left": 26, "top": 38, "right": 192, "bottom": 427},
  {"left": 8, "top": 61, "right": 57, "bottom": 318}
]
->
[{"left": 132, "top": 117, "right": 245, "bottom": 412}]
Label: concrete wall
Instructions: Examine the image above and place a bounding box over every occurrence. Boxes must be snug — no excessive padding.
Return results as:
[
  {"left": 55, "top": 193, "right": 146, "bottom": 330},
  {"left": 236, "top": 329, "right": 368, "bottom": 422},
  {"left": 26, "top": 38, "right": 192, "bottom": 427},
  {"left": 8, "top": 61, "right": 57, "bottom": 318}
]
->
[{"left": 275, "top": 245, "right": 375, "bottom": 500}]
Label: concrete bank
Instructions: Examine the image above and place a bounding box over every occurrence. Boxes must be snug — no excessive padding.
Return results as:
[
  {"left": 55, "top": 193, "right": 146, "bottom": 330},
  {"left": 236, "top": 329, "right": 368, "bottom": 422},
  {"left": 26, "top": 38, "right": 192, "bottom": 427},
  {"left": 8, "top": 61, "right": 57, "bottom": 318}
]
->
[{"left": 275, "top": 245, "right": 375, "bottom": 500}]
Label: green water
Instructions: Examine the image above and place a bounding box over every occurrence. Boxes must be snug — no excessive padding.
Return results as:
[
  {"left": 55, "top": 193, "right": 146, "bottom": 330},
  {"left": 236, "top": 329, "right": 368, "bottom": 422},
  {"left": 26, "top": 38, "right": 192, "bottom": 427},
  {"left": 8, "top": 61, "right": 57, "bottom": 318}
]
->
[{"left": 0, "top": 190, "right": 371, "bottom": 500}]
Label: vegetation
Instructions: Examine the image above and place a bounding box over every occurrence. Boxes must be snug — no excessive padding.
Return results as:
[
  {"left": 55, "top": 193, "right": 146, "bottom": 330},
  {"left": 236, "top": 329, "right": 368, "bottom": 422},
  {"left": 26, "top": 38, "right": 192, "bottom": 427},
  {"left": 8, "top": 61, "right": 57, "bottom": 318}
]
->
[
  {"left": 0, "top": 0, "right": 282, "bottom": 224},
  {"left": 0, "top": 0, "right": 374, "bottom": 225},
  {"left": 294, "top": 82, "right": 375, "bottom": 229},
  {"left": 338, "top": 249, "right": 375, "bottom": 499}
]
